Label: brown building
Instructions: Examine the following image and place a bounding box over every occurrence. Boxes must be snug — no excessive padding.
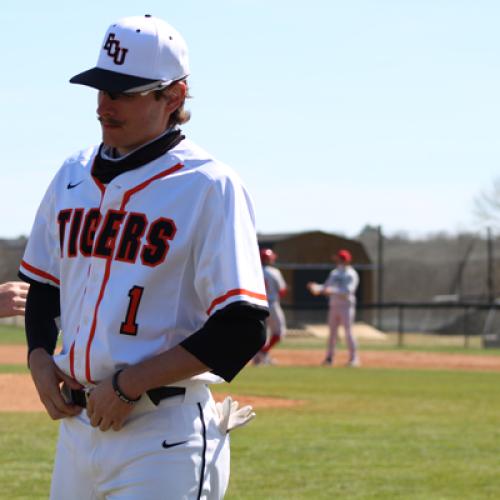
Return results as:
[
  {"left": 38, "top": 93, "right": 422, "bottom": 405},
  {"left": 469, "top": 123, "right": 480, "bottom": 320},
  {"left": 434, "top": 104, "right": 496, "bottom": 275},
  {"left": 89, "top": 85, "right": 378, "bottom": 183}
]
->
[{"left": 258, "top": 230, "right": 374, "bottom": 310}]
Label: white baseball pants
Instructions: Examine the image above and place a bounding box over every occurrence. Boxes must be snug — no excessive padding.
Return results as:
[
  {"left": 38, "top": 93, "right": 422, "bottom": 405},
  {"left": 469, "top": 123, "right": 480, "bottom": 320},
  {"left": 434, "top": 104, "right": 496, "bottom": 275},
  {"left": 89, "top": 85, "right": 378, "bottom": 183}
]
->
[
  {"left": 326, "top": 301, "right": 357, "bottom": 362},
  {"left": 50, "top": 384, "right": 230, "bottom": 500}
]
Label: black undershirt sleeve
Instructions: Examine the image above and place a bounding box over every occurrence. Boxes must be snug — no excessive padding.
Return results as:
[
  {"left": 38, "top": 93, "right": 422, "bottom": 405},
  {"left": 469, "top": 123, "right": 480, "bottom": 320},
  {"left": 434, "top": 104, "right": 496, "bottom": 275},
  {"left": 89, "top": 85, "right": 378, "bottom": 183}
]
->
[
  {"left": 180, "top": 301, "right": 269, "bottom": 382},
  {"left": 21, "top": 276, "right": 61, "bottom": 359},
  {"left": 20, "top": 270, "right": 267, "bottom": 381}
]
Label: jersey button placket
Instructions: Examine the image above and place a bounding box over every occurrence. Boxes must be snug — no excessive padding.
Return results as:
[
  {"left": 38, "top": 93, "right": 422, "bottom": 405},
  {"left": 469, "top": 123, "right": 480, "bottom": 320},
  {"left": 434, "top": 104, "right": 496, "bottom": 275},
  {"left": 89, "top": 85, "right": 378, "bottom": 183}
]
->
[
  {"left": 86, "top": 187, "right": 124, "bottom": 383},
  {"left": 76, "top": 258, "right": 106, "bottom": 383}
]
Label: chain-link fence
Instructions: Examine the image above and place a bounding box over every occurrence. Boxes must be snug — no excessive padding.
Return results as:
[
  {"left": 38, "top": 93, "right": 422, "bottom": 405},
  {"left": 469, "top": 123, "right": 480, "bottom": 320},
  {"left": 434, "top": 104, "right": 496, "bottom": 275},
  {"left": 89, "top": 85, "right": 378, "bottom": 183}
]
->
[{"left": 282, "top": 304, "right": 494, "bottom": 350}]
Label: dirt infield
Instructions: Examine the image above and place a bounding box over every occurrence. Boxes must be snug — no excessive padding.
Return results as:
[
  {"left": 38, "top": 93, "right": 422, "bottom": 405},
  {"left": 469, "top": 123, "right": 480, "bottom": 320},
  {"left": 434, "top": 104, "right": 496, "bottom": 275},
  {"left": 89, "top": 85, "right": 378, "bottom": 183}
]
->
[
  {"left": 0, "top": 345, "right": 307, "bottom": 412},
  {"left": 271, "top": 349, "right": 500, "bottom": 372},
  {"left": 0, "top": 345, "right": 28, "bottom": 365},
  {"left": 0, "top": 374, "right": 41, "bottom": 412},
  {"left": 0, "top": 374, "right": 304, "bottom": 412},
  {"left": 0, "top": 345, "right": 498, "bottom": 412}
]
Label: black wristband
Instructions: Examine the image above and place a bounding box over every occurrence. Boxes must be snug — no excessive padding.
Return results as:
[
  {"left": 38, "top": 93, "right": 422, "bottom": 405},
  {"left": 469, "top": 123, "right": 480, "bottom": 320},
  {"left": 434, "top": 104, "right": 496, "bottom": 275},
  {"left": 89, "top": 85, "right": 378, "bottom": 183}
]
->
[{"left": 112, "top": 369, "right": 141, "bottom": 404}]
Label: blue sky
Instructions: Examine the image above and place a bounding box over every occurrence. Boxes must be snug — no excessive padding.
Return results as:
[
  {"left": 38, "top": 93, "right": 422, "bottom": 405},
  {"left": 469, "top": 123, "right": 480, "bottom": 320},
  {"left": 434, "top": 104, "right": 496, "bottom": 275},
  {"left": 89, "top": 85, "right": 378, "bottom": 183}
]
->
[{"left": 2, "top": 0, "right": 499, "bottom": 239}]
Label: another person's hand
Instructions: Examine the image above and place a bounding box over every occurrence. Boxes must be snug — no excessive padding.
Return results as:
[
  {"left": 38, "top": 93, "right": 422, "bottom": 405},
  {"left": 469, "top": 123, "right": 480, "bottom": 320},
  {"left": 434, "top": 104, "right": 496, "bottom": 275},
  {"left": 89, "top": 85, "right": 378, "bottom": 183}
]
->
[
  {"left": 0, "top": 281, "right": 29, "bottom": 318},
  {"left": 29, "top": 348, "right": 83, "bottom": 419}
]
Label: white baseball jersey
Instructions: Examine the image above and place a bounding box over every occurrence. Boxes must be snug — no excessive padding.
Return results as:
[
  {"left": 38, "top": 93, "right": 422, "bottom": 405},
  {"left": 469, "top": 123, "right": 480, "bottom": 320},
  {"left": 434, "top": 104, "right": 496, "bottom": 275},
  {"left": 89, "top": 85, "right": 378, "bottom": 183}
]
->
[
  {"left": 323, "top": 265, "right": 359, "bottom": 306},
  {"left": 20, "top": 138, "right": 268, "bottom": 386},
  {"left": 262, "top": 265, "right": 286, "bottom": 303}
]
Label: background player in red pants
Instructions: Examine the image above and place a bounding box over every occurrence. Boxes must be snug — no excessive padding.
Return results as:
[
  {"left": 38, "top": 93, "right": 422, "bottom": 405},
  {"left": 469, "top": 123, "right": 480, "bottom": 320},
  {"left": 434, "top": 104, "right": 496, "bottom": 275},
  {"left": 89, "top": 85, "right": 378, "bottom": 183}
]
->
[
  {"left": 254, "top": 248, "right": 287, "bottom": 365},
  {"left": 307, "top": 249, "right": 360, "bottom": 367}
]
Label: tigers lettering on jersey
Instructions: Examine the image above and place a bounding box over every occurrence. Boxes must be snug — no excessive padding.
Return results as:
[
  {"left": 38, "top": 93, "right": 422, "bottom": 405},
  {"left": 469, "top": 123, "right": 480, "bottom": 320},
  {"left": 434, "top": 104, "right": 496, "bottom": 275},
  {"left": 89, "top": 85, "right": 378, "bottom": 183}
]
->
[{"left": 57, "top": 207, "right": 176, "bottom": 266}]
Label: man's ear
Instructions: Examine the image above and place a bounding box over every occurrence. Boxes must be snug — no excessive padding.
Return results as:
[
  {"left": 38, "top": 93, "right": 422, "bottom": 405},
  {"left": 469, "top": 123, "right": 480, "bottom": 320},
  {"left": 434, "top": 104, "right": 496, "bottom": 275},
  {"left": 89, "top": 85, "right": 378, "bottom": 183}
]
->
[{"left": 163, "top": 81, "right": 187, "bottom": 113}]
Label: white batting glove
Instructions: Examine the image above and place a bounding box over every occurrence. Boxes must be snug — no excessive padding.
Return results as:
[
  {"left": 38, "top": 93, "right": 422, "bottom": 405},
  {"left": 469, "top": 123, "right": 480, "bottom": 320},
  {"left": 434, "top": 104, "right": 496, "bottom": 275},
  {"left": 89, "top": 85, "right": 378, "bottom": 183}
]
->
[{"left": 216, "top": 396, "right": 256, "bottom": 434}]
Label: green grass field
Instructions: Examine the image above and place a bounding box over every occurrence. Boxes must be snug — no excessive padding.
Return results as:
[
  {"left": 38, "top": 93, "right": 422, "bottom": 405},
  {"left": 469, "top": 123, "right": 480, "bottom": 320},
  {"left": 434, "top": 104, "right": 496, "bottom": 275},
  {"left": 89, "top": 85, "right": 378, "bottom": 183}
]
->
[
  {"left": 224, "top": 367, "right": 500, "bottom": 499},
  {"left": 1, "top": 323, "right": 499, "bottom": 498},
  {"left": 1, "top": 361, "right": 500, "bottom": 499},
  {"left": 0, "top": 324, "right": 25, "bottom": 344}
]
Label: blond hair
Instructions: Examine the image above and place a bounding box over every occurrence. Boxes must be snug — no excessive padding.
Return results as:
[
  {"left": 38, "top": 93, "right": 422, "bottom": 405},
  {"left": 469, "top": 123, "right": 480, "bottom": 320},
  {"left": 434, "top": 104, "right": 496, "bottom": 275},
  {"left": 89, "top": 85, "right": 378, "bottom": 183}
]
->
[{"left": 155, "top": 80, "right": 191, "bottom": 128}]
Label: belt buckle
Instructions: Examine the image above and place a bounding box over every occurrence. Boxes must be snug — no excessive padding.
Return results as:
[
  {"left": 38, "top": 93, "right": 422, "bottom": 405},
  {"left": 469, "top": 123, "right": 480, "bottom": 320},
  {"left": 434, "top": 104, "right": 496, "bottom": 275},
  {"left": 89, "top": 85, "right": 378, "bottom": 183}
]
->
[
  {"left": 63, "top": 385, "right": 91, "bottom": 408},
  {"left": 61, "top": 383, "right": 72, "bottom": 404},
  {"left": 84, "top": 388, "right": 92, "bottom": 405}
]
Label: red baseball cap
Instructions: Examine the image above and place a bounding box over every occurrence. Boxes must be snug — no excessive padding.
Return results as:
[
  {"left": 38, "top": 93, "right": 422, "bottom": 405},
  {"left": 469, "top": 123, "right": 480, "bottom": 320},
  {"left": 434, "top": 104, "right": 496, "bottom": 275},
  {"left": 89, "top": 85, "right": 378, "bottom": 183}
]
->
[
  {"left": 336, "top": 249, "right": 352, "bottom": 263},
  {"left": 260, "top": 248, "right": 277, "bottom": 264}
]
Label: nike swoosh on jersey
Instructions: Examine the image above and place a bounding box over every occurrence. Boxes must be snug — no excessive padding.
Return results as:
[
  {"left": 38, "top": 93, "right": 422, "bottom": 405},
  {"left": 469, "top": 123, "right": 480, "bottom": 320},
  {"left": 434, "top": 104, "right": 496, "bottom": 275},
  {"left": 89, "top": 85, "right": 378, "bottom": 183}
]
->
[
  {"left": 161, "top": 439, "right": 188, "bottom": 449},
  {"left": 67, "top": 180, "right": 84, "bottom": 189}
]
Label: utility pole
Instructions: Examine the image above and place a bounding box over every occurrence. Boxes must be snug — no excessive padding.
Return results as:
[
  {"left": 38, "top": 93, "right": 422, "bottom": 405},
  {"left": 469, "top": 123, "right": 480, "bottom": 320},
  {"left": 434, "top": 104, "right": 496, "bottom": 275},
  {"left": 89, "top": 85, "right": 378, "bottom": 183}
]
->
[
  {"left": 487, "top": 227, "right": 494, "bottom": 302},
  {"left": 377, "top": 225, "right": 384, "bottom": 329}
]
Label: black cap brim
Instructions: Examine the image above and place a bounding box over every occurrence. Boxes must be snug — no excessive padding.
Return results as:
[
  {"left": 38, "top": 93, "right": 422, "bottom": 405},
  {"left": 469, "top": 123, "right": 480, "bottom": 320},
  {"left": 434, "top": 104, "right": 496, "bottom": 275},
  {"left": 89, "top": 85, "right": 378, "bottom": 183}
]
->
[{"left": 69, "top": 67, "right": 157, "bottom": 92}]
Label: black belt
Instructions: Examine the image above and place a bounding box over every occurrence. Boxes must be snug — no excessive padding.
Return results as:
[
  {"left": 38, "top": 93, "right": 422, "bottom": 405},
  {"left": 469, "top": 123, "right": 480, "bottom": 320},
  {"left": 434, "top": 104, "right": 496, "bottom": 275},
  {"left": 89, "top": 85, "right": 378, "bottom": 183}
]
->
[{"left": 69, "top": 386, "right": 186, "bottom": 408}]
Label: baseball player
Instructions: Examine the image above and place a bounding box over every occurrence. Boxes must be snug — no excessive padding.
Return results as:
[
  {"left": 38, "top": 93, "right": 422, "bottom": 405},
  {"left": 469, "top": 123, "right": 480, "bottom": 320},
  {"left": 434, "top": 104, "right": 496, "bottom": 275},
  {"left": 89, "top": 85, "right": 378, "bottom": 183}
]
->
[
  {"left": 19, "top": 15, "right": 268, "bottom": 499},
  {"left": 0, "top": 281, "right": 29, "bottom": 317},
  {"left": 253, "top": 248, "right": 287, "bottom": 365},
  {"left": 307, "top": 249, "right": 360, "bottom": 366}
]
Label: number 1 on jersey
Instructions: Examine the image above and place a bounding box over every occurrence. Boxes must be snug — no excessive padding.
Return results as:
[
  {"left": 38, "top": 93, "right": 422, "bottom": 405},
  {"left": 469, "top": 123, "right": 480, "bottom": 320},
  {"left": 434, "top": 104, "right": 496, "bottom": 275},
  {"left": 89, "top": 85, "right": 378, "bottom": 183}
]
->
[{"left": 120, "top": 286, "right": 144, "bottom": 336}]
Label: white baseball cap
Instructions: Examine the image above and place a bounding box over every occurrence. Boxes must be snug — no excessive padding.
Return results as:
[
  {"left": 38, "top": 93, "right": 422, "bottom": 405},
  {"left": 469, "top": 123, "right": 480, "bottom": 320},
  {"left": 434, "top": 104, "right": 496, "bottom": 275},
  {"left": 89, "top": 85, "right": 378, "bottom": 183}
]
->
[{"left": 70, "top": 14, "right": 189, "bottom": 93}]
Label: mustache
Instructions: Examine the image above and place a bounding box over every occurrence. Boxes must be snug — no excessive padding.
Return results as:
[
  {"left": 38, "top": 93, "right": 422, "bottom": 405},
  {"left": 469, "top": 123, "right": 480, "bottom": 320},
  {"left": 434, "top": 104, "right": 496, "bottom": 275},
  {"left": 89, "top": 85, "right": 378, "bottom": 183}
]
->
[{"left": 97, "top": 116, "right": 124, "bottom": 126}]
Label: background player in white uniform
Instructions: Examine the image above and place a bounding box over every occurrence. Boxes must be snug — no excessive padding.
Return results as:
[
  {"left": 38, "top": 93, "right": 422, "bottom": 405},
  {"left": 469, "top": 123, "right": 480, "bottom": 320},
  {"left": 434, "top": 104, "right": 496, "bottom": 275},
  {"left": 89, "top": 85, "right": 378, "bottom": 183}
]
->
[
  {"left": 307, "top": 249, "right": 360, "bottom": 366},
  {"left": 253, "top": 248, "right": 287, "bottom": 365},
  {"left": 19, "top": 15, "right": 268, "bottom": 500},
  {"left": 0, "top": 281, "right": 29, "bottom": 318}
]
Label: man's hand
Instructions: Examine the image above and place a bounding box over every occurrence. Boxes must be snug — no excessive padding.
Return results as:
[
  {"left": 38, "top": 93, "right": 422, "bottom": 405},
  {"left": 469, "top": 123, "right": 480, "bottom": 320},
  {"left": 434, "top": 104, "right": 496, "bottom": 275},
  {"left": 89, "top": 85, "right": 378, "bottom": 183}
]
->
[
  {"left": 307, "top": 282, "right": 322, "bottom": 296},
  {"left": 29, "top": 348, "right": 83, "bottom": 419},
  {"left": 84, "top": 345, "right": 210, "bottom": 432},
  {"left": 0, "top": 281, "right": 29, "bottom": 318},
  {"left": 86, "top": 373, "right": 137, "bottom": 432}
]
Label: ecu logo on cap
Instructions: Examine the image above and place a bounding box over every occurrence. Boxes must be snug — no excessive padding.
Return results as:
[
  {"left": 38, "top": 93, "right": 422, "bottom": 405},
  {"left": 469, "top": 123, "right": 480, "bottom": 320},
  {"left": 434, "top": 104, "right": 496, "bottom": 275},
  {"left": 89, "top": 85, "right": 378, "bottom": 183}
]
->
[{"left": 103, "top": 33, "right": 128, "bottom": 65}]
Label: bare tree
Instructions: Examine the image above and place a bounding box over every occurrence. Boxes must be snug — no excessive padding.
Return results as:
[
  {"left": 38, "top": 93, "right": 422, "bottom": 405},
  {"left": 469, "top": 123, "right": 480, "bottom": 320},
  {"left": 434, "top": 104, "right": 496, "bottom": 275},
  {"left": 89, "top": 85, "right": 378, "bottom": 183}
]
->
[{"left": 474, "top": 177, "right": 500, "bottom": 227}]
